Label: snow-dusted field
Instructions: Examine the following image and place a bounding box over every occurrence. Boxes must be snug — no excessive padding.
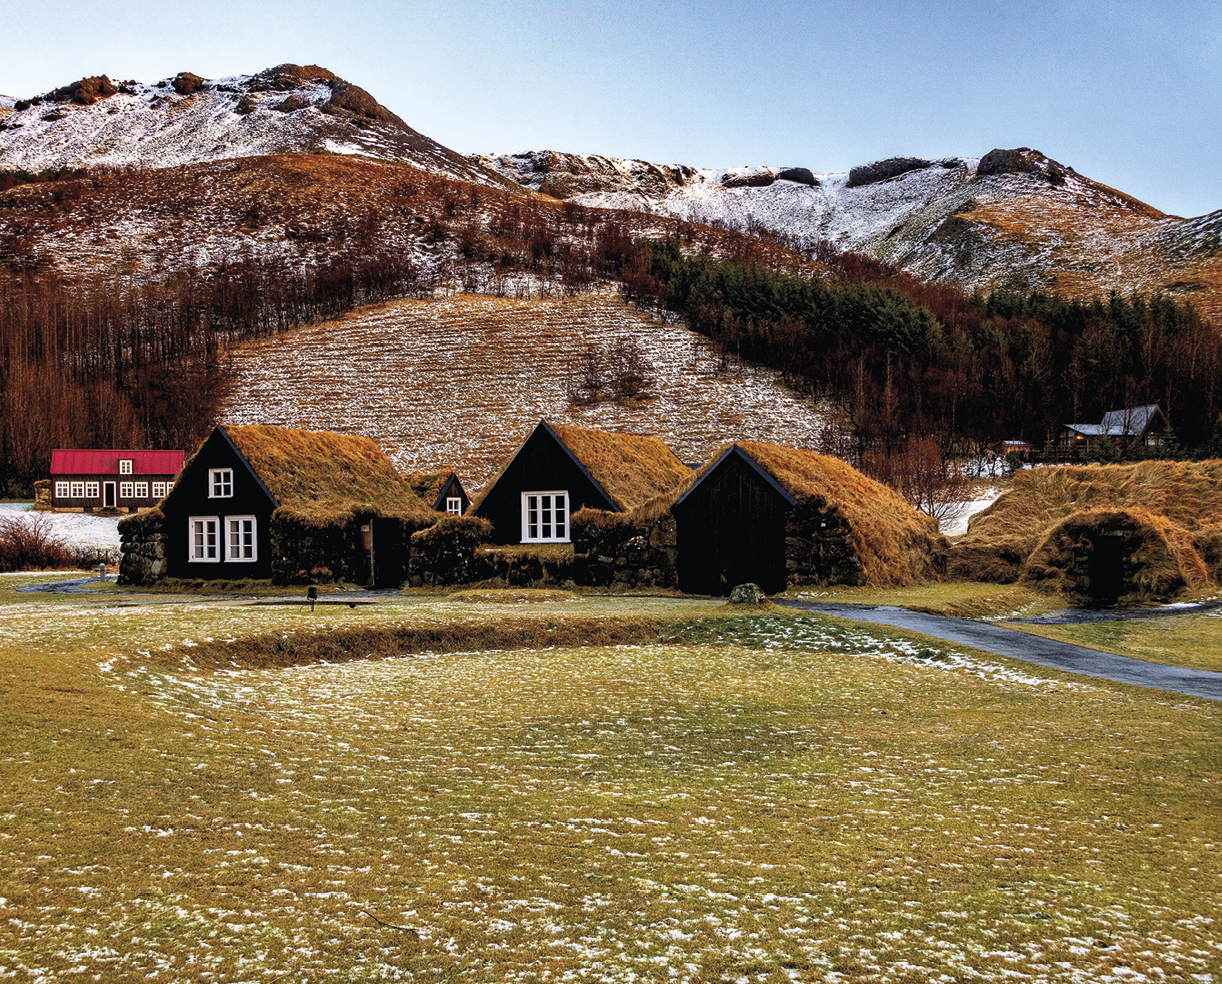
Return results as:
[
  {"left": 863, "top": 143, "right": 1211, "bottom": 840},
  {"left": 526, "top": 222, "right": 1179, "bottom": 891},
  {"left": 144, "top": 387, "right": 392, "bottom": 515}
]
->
[
  {"left": 223, "top": 289, "right": 829, "bottom": 489},
  {"left": 0, "top": 502, "right": 121, "bottom": 551}
]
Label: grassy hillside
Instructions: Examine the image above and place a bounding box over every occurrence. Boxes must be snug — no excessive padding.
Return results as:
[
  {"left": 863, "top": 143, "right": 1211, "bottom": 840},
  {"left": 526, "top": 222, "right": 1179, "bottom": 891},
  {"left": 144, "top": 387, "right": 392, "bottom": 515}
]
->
[{"left": 221, "top": 290, "right": 830, "bottom": 486}]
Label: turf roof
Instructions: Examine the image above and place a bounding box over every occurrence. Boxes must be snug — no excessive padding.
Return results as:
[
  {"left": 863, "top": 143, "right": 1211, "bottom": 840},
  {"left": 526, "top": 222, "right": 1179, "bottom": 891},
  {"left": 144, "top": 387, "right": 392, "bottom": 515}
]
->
[
  {"left": 405, "top": 471, "right": 455, "bottom": 510},
  {"left": 221, "top": 424, "right": 434, "bottom": 520},
  {"left": 546, "top": 421, "right": 692, "bottom": 512}
]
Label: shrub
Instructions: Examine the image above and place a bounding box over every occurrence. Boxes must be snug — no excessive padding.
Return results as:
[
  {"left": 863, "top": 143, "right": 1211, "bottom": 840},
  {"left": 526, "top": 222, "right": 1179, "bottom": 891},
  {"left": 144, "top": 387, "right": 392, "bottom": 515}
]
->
[{"left": 0, "top": 513, "right": 74, "bottom": 571}]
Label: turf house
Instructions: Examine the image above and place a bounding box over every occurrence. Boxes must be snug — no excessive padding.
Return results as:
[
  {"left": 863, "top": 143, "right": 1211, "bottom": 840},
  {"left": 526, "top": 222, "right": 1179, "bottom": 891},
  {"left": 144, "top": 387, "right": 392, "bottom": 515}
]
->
[
  {"left": 951, "top": 460, "right": 1222, "bottom": 604},
  {"left": 470, "top": 420, "right": 692, "bottom": 545},
  {"left": 628, "top": 442, "right": 948, "bottom": 595},
  {"left": 406, "top": 470, "right": 470, "bottom": 515},
  {"left": 118, "top": 424, "right": 436, "bottom": 586}
]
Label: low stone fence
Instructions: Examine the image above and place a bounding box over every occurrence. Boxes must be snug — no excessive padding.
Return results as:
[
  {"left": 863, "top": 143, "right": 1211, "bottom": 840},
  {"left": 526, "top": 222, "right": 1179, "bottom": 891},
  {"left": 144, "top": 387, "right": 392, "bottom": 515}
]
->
[
  {"left": 571, "top": 509, "right": 679, "bottom": 589},
  {"left": 117, "top": 508, "right": 168, "bottom": 585},
  {"left": 783, "top": 503, "right": 866, "bottom": 587},
  {"left": 408, "top": 515, "right": 494, "bottom": 586}
]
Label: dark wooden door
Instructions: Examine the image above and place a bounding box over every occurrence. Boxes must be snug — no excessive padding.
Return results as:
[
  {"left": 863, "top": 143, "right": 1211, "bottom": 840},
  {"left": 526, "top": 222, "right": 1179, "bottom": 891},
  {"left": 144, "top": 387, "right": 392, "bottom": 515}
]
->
[{"left": 371, "top": 517, "right": 407, "bottom": 588}]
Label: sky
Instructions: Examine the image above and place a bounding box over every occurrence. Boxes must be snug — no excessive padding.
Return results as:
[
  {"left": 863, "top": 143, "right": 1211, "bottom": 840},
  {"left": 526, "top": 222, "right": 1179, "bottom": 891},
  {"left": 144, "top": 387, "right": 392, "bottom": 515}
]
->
[{"left": 2, "top": 0, "right": 1219, "bottom": 217}]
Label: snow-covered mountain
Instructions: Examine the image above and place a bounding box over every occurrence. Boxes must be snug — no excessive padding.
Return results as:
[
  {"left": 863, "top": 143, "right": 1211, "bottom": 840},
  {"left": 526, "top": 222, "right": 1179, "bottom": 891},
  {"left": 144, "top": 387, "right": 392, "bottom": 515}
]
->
[
  {"left": 473, "top": 148, "right": 1222, "bottom": 312},
  {"left": 0, "top": 65, "right": 512, "bottom": 188}
]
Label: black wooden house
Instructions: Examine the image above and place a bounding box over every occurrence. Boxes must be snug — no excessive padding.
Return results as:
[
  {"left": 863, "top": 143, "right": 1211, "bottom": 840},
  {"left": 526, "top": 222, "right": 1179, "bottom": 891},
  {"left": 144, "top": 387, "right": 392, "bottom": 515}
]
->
[
  {"left": 407, "top": 471, "right": 470, "bottom": 516},
  {"left": 472, "top": 420, "right": 691, "bottom": 544},
  {"left": 126, "top": 424, "right": 434, "bottom": 585}
]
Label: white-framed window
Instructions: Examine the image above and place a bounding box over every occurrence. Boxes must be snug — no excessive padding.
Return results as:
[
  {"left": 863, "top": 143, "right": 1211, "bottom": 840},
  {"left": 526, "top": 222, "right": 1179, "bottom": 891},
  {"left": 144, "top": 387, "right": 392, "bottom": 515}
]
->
[
  {"left": 446, "top": 496, "right": 463, "bottom": 515},
  {"left": 521, "top": 491, "right": 569, "bottom": 543},
  {"left": 55, "top": 481, "right": 70, "bottom": 499},
  {"left": 70, "top": 481, "right": 85, "bottom": 498},
  {"left": 152, "top": 481, "right": 168, "bottom": 498},
  {"left": 85, "top": 482, "right": 100, "bottom": 498},
  {"left": 119, "top": 482, "right": 134, "bottom": 499},
  {"left": 209, "top": 468, "right": 233, "bottom": 498},
  {"left": 134, "top": 482, "right": 149, "bottom": 498},
  {"left": 188, "top": 516, "right": 220, "bottom": 562},
  {"left": 225, "top": 516, "right": 257, "bottom": 562},
  {"left": 165, "top": 481, "right": 174, "bottom": 494},
  {"left": 119, "top": 459, "right": 133, "bottom": 475}
]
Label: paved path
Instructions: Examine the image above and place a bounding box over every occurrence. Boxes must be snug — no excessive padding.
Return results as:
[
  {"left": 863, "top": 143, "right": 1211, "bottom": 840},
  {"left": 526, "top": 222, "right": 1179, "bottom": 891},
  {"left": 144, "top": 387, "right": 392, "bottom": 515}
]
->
[{"left": 779, "top": 601, "right": 1222, "bottom": 702}]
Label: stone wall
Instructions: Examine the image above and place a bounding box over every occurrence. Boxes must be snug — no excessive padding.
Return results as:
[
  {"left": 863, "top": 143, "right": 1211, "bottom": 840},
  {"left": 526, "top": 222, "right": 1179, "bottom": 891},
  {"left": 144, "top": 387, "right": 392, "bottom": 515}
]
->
[
  {"left": 783, "top": 502, "right": 865, "bottom": 587},
  {"left": 571, "top": 509, "right": 679, "bottom": 589},
  {"left": 408, "top": 515, "right": 494, "bottom": 586},
  {"left": 33, "top": 481, "right": 51, "bottom": 511},
  {"left": 117, "top": 508, "right": 168, "bottom": 585}
]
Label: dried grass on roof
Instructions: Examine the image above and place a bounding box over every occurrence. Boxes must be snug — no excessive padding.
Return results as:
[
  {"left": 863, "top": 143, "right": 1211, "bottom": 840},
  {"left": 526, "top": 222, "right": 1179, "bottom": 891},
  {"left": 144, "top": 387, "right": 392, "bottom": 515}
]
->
[
  {"left": 405, "top": 471, "right": 451, "bottom": 508},
  {"left": 638, "top": 440, "right": 945, "bottom": 587},
  {"left": 547, "top": 422, "right": 691, "bottom": 511},
  {"left": 223, "top": 424, "right": 433, "bottom": 521},
  {"left": 1021, "top": 507, "right": 1213, "bottom": 601}
]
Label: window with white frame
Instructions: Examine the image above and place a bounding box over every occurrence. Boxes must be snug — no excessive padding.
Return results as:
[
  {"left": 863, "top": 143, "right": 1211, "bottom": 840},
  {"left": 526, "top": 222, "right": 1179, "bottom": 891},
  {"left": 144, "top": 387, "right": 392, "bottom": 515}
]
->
[
  {"left": 70, "top": 481, "right": 85, "bottom": 498},
  {"left": 209, "top": 469, "right": 233, "bottom": 498},
  {"left": 226, "top": 516, "right": 257, "bottom": 562},
  {"left": 165, "top": 481, "right": 174, "bottom": 494},
  {"left": 119, "top": 482, "right": 134, "bottom": 499},
  {"left": 521, "top": 491, "right": 569, "bottom": 542},
  {"left": 188, "top": 517, "right": 220, "bottom": 562},
  {"left": 446, "top": 496, "right": 463, "bottom": 515},
  {"left": 119, "top": 459, "right": 133, "bottom": 475},
  {"left": 134, "top": 482, "right": 149, "bottom": 498},
  {"left": 55, "top": 481, "right": 70, "bottom": 499},
  {"left": 85, "top": 482, "right": 100, "bottom": 498},
  {"left": 152, "top": 482, "right": 168, "bottom": 498}
]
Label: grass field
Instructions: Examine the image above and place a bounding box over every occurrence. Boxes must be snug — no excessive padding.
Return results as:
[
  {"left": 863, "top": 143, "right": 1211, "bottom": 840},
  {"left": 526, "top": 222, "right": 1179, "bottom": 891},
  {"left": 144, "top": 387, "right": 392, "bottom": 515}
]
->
[{"left": 1, "top": 576, "right": 1219, "bottom": 982}]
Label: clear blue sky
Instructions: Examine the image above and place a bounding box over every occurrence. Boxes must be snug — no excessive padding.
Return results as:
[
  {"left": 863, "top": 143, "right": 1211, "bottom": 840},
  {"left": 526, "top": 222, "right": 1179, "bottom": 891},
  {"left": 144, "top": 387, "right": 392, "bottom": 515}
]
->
[{"left": 3, "top": 0, "right": 1218, "bottom": 217}]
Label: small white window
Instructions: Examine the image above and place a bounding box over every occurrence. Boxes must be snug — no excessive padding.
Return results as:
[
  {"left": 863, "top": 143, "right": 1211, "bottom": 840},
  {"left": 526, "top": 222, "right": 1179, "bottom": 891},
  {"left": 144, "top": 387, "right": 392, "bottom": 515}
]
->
[
  {"left": 209, "top": 469, "right": 233, "bottom": 498},
  {"left": 119, "top": 459, "right": 133, "bottom": 475},
  {"left": 225, "top": 516, "right": 257, "bottom": 562},
  {"left": 70, "top": 481, "right": 85, "bottom": 498},
  {"left": 152, "top": 481, "right": 168, "bottom": 498},
  {"left": 55, "top": 481, "right": 70, "bottom": 499},
  {"left": 445, "top": 496, "right": 463, "bottom": 515},
  {"left": 85, "top": 482, "right": 100, "bottom": 499},
  {"left": 165, "top": 481, "right": 174, "bottom": 494},
  {"left": 119, "top": 482, "right": 134, "bottom": 499},
  {"left": 134, "top": 482, "right": 149, "bottom": 498},
  {"left": 521, "top": 491, "right": 569, "bottom": 543},
  {"left": 188, "top": 516, "right": 220, "bottom": 562}
]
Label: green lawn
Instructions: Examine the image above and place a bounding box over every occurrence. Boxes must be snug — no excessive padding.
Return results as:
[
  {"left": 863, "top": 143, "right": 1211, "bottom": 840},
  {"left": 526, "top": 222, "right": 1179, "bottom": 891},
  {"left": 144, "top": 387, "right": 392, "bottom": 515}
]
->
[
  {"left": 1011, "top": 609, "right": 1222, "bottom": 674},
  {"left": 0, "top": 576, "right": 1219, "bottom": 982}
]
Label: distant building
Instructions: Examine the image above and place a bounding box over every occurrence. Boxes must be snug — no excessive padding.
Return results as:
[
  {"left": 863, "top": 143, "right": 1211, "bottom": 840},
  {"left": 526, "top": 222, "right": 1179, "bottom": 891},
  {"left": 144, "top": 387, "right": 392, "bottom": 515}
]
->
[
  {"left": 406, "top": 471, "right": 470, "bottom": 516},
  {"left": 48, "top": 449, "right": 184, "bottom": 513},
  {"left": 1059, "top": 404, "right": 1168, "bottom": 454}
]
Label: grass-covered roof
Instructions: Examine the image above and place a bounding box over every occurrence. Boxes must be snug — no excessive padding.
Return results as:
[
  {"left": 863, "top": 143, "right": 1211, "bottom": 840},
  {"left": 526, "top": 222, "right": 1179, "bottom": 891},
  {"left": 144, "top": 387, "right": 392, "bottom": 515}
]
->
[
  {"left": 547, "top": 421, "right": 691, "bottom": 512},
  {"left": 405, "top": 471, "right": 453, "bottom": 509},
  {"left": 223, "top": 424, "right": 434, "bottom": 521}
]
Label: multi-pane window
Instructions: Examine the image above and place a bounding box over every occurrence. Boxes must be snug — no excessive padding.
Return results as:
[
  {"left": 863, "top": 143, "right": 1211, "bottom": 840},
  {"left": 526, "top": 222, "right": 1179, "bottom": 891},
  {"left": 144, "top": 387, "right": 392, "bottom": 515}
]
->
[
  {"left": 188, "top": 517, "right": 220, "bottom": 562},
  {"left": 446, "top": 496, "right": 463, "bottom": 515},
  {"left": 226, "top": 516, "right": 257, "bottom": 562},
  {"left": 521, "top": 491, "right": 569, "bottom": 542},
  {"left": 85, "top": 482, "right": 100, "bottom": 498},
  {"left": 152, "top": 482, "right": 168, "bottom": 498},
  {"left": 209, "top": 469, "right": 233, "bottom": 498},
  {"left": 70, "top": 482, "right": 85, "bottom": 499},
  {"left": 134, "top": 482, "right": 149, "bottom": 498},
  {"left": 119, "top": 459, "right": 133, "bottom": 475},
  {"left": 119, "top": 482, "right": 134, "bottom": 499},
  {"left": 55, "top": 482, "right": 70, "bottom": 499}
]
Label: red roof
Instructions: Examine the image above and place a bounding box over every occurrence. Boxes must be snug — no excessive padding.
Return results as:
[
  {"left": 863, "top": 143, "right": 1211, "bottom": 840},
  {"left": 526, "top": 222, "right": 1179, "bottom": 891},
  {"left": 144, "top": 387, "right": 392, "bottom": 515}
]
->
[{"left": 50, "top": 449, "right": 185, "bottom": 476}]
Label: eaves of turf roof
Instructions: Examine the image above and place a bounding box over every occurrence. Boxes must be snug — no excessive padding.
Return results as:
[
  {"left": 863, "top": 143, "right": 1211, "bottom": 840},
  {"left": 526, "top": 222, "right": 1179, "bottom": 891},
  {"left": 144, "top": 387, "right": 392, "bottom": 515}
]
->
[
  {"left": 545, "top": 421, "right": 691, "bottom": 511},
  {"left": 221, "top": 423, "right": 434, "bottom": 520}
]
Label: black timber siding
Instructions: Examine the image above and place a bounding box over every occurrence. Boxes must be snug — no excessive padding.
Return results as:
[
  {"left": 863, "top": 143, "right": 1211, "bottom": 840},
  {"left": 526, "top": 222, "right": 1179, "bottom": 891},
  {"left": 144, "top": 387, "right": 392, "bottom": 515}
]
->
[
  {"left": 672, "top": 453, "right": 791, "bottom": 595},
  {"left": 474, "top": 425, "right": 617, "bottom": 544},
  {"left": 435, "top": 474, "right": 471, "bottom": 515},
  {"left": 161, "top": 429, "right": 276, "bottom": 579}
]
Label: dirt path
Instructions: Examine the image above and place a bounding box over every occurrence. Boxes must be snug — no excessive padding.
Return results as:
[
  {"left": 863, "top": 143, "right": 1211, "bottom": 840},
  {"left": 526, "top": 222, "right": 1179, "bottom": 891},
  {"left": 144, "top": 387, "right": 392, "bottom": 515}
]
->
[{"left": 780, "top": 600, "right": 1222, "bottom": 702}]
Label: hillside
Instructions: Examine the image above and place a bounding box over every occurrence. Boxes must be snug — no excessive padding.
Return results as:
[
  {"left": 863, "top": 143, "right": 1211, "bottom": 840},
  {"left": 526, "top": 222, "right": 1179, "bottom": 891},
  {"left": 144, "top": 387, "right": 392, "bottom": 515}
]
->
[
  {"left": 475, "top": 148, "right": 1222, "bottom": 320},
  {"left": 0, "top": 64, "right": 511, "bottom": 187},
  {"left": 220, "top": 290, "right": 828, "bottom": 487}
]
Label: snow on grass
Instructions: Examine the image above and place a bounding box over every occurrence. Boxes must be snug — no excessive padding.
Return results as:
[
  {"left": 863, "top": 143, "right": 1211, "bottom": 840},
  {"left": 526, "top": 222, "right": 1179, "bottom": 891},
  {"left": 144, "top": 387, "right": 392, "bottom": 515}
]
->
[
  {"left": 0, "top": 590, "right": 1219, "bottom": 981},
  {"left": 0, "top": 503, "right": 121, "bottom": 551},
  {"left": 222, "top": 289, "right": 829, "bottom": 487}
]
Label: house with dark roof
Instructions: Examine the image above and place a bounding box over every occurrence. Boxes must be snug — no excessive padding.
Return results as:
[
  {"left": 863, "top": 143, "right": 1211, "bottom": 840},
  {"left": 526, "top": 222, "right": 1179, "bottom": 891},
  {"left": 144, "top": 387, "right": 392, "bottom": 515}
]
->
[
  {"left": 119, "top": 424, "right": 435, "bottom": 585},
  {"left": 1059, "top": 404, "right": 1168, "bottom": 454},
  {"left": 406, "top": 471, "right": 470, "bottom": 516},
  {"left": 471, "top": 420, "right": 691, "bottom": 544},
  {"left": 660, "top": 442, "right": 946, "bottom": 594},
  {"left": 47, "top": 449, "right": 184, "bottom": 513}
]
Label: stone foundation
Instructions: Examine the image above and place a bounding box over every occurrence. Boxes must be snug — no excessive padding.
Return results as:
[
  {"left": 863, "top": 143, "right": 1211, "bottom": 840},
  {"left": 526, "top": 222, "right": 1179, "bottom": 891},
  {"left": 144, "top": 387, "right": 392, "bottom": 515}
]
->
[{"left": 117, "top": 508, "right": 168, "bottom": 585}]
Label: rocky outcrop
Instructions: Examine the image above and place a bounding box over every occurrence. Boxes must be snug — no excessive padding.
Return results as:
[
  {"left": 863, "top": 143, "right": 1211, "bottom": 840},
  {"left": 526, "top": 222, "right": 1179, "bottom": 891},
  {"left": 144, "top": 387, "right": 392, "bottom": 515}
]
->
[
  {"left": 775, "top": 166, "right": 817, "bottom": 186},
  {"left": 976, "top": 147, "right": 1069, "bottom": 186},
  {"left": 46, "top": 76, "right": 117, "bottom": 106},
  {"left": 171, "top": 73, "right": 206, "bottom": 96},
  {"left": 847, "top": 156, "right": 935, "bottom": 188},
  {"left": 722, "top": 168, "right": 777, "bottom": 189}
]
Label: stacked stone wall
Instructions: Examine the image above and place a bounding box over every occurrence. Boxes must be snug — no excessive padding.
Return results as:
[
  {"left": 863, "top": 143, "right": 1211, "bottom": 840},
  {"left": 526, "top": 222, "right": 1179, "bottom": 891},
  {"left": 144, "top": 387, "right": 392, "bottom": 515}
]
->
[
  {"left": 408, "top": 516, "right": 494, "bottom": 586},
  {"left": 117, "top": 508, "right": 168, "bottom": 585},
  {"left": 783, "top": 502, "right": 865, "bottom": 587},
  {"left": 572, "top": 510, "right": 679, "bottom": 589}
]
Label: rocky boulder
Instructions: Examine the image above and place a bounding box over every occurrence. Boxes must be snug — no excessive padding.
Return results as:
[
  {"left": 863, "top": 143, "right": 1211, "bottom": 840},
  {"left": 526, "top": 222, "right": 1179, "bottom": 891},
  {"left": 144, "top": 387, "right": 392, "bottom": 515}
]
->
[
  {"left": 846, "top": 156, "right": 935, "bottom": 188},
  {"left": 976, "top": 147, "right": 1069, "bottom": 186}
]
